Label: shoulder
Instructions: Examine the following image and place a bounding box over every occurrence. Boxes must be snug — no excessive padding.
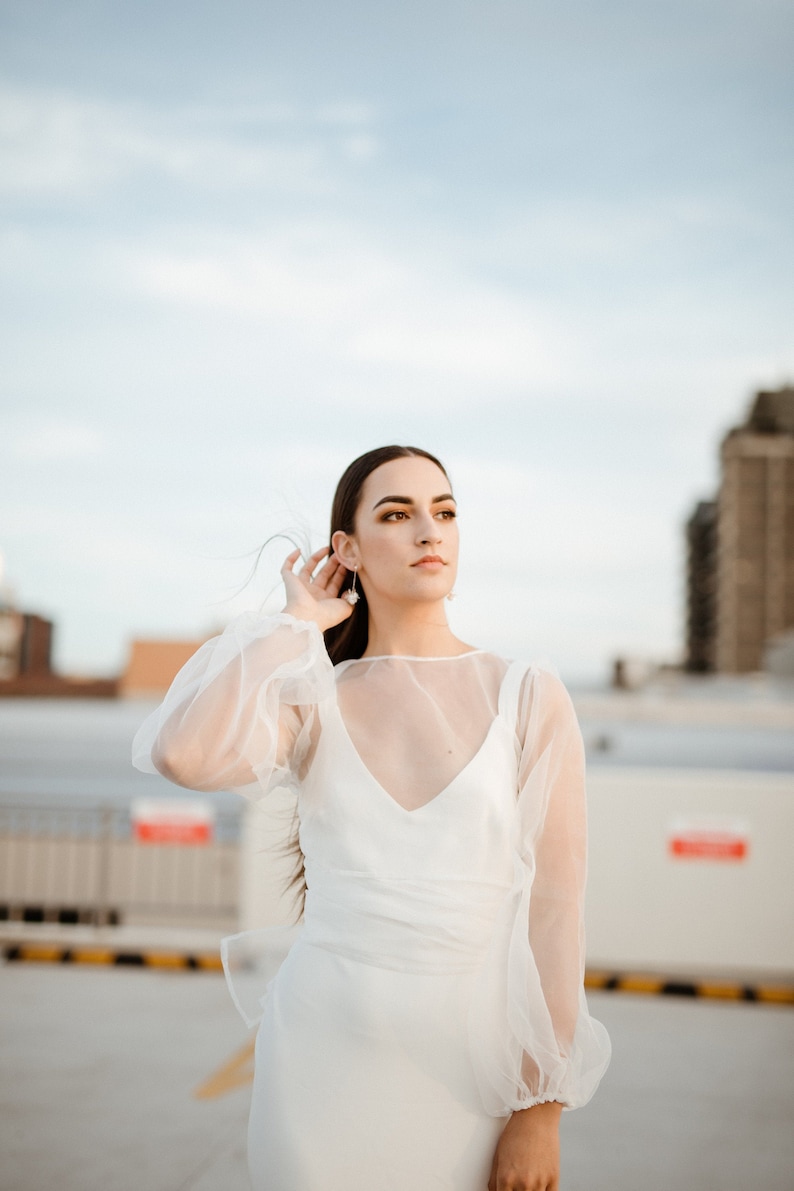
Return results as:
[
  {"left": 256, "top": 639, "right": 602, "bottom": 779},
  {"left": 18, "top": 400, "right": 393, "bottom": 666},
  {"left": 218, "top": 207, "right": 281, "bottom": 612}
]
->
[{"left": 502, "top": 659, "right": 579, "bottom": 733}]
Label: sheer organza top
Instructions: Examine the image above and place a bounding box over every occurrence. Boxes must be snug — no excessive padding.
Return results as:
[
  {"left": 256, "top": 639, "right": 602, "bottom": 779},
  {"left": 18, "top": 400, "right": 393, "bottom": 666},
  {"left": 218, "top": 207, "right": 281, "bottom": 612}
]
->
[
  {"left": 132, "top": 612, "right": 610, "bottom": 1114},
  {"left": 332, "top": 650, "right": 511, "bottom": 812},
  {"left": 133, "top": 618, "right": 510, "bottom": 805}
]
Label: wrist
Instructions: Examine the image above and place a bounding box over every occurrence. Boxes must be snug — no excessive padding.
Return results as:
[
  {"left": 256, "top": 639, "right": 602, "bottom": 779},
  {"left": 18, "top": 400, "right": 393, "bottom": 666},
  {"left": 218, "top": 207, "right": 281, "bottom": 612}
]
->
[
  {"left": 282, "top": 605, "right": 329, "bottom": 631},
  {"left": 510, "top": 1100, "right": 563, "bottom": 1130}
]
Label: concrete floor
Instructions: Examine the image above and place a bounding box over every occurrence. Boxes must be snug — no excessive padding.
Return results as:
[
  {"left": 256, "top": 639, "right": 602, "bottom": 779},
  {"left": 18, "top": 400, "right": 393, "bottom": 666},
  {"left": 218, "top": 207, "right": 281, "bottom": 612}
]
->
[{"left": 1, "top": 961, "right": 793, "bottom": 1191}]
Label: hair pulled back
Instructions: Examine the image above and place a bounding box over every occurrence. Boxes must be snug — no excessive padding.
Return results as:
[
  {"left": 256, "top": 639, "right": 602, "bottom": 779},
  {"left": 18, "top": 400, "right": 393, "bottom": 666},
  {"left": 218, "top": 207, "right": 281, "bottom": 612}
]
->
[
  {"left": 323, "top": 445, "right": 450, "bottom": 665},
  {"left": 283, "top": 445, "right": 450, "bottom": 915}
]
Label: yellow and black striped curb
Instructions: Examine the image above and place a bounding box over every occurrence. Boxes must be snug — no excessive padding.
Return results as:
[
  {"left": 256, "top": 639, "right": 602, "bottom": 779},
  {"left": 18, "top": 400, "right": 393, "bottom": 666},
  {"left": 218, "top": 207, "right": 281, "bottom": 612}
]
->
[
  {"left": 3, "top": 945, "right": 792, "bottom": 1004},
  {"left": 2, "top": 943, "right": 223, "bottom": 971},
  {"left": 585, "top": 970, "right": 794, "bottom": 1005}
]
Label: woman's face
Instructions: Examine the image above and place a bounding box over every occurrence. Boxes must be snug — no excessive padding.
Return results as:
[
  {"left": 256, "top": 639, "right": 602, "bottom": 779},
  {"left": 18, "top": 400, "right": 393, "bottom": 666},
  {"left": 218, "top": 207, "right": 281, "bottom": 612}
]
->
[{"left": 333, "top": 455, "right": 459, "bottom": 604}]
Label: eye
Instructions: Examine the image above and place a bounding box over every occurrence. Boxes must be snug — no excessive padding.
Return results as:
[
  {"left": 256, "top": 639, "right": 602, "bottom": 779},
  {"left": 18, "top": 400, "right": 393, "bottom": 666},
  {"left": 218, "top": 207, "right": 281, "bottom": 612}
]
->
[
  {"left": 382, "top": 509, "right": 408, "bottom": 521},
  {"left": 436, "top": 508, "right": 457, "bottom": 519}
]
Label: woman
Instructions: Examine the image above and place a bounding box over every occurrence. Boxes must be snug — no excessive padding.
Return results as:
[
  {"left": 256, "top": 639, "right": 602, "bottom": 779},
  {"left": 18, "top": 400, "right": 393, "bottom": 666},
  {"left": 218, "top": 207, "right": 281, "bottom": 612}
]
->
[{"left": 133, "top": 445, "right": 610, "bottom": 1191}]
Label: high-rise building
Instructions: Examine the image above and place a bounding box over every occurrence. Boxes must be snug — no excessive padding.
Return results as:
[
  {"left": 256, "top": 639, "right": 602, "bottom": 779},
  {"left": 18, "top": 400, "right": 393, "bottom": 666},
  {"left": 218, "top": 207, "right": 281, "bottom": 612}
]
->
[
  {"left": 0, "top": 610, "right": 54, "bottom": 680},
  {"left": 686, "top": 386, "right": 794, "bottom": 673},
  {"left": 716, "top": 388, "right": 794, "bottom": 672},
  {"left": 684, "top": 500, "right": 717, "bottom": 672}
]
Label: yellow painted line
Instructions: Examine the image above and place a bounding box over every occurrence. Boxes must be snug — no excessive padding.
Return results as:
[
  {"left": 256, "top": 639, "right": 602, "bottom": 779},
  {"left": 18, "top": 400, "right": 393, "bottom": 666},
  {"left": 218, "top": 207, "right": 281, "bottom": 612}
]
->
[
  {"left": 614, "top": 975, "right": 665, "bottom": 995},
  {"left": 145, "top": 952, "right": 194, "bottom": 969},
  {"left": 588, "top": 973, "right": 794, "bottom": 1004},
  {"left": 72, "top": 949, "right": 116, "bottom": 965},
  {"left": 5, "top": 946, "right": 790, "bottom": 1007},
  {"left": 194, "top": 1037, "right": 256, "bottom": 1100},
  {"left": 697, "top": 982, "right": 746, "bottom": 1000},
  {"left": 194, "top": 954, "right": 224, "bottom": 971},
  {"left": 18, "top": 945, "right": 64, "bottom": 963},
  {"left": 584, "top": 971, "right": 611, "bottom": 990},
  {"left": 756, "top": 986, "right": 794, "bottom": 1005},
  {"left": 2, "top": 944, "right": 225, "bottom": 970}
]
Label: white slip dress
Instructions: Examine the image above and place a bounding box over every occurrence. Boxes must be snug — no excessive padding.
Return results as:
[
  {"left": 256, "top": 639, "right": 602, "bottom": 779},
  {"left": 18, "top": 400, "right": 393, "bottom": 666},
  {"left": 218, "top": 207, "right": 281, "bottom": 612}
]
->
[
  {"left": 132, "top": 614, "right": 611, "bottom": 1191},
  {"left": 243, "top": 659, "right": 527, "bottom": 1191}
]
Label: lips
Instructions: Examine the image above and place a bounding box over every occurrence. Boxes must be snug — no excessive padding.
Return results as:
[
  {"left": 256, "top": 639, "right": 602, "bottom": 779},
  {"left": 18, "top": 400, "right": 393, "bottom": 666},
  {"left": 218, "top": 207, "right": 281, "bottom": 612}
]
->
[{"left": 412, "top": 555, "right": 445, "bottom": 566}]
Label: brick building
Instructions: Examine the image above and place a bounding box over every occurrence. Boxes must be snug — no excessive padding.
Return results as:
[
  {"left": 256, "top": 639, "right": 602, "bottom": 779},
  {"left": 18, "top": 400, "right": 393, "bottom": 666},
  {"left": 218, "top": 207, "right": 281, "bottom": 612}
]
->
[
  {"left": 0, "top": 610, "right": 54, "bottom": 681},
  {"left": 686, "top": 386, "right": 794, "bottom": 673},
  {"left": 120, "top": 638, "right": 207, "bottom": 697}
]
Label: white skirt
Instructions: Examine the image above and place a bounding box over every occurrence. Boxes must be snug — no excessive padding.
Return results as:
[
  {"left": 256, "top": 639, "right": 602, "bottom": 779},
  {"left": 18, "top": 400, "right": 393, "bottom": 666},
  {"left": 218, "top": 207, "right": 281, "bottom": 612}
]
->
[{"left": 247, "top": 937, "right": 505, "bottom": 1190}]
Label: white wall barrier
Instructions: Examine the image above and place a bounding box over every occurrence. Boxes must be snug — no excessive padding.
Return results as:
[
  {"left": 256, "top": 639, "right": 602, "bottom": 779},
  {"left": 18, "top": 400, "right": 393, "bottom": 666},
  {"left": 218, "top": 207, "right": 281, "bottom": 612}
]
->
[
  {"left": 585, "top": 767, "right": 794, "bottom": 976},
  {"left": 239, "top": 768, "right": 794, "bottom": 979}
]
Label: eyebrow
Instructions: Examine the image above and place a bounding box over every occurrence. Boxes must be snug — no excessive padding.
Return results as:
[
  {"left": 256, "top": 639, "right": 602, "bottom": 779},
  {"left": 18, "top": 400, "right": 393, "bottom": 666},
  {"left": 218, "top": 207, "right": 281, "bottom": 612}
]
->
[{"left": 372, "top": 493, "right": 456, "bottom": 510}]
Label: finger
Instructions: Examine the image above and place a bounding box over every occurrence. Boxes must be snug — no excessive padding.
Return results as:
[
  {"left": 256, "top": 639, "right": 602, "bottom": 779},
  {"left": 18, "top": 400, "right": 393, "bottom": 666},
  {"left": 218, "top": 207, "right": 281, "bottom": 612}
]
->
[
  {"left": 326, "top": 564, "right": 347, "bottom": 596},
  {"left": 280, "top": 548, "right": 302, "bottom": 575},
  {"left": 299, "top": 546, "right": 330, "bottom": 580},
  {"left": 327, "top": 555, "right": 355, "bottom": 594},
  {"left": 309, "top": 552, "right": 346, "bottom": 591}
]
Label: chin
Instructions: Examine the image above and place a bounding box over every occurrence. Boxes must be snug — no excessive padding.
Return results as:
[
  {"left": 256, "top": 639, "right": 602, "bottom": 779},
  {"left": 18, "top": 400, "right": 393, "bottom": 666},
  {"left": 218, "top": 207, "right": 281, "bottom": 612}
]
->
[{"left": 406, "top": 579, "right": 453, "bottom": 602}]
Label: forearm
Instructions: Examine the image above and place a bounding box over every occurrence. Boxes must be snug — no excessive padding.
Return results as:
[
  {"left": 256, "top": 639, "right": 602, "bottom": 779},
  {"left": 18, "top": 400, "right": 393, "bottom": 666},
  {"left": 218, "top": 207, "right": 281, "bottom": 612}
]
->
[
  {"left": 134, "top": 613, "right": 329, "bottom": 790},
  {"left": 489, "top": 1100, "right": 562, "bottom": 1191}
]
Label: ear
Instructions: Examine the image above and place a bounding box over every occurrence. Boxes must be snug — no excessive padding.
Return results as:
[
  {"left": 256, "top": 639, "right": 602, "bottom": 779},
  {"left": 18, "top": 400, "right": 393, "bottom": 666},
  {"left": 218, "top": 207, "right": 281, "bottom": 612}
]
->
[{"left": 331, "top": 530, "right": 359, "bottom": 572}]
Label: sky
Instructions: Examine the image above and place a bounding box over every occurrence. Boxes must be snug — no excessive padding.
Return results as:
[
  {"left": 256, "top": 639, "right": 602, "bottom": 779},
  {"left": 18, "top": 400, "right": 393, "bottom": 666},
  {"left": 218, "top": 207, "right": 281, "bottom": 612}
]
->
[{"left": 1, "top": 0, "right": 793, "bottom": 684}]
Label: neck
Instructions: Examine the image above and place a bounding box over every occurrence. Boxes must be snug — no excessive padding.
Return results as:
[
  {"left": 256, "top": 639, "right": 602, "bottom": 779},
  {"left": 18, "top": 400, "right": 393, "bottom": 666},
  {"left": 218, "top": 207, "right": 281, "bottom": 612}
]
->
[{"left": 362, "top": 598, "right": 470, "bottom": 658}]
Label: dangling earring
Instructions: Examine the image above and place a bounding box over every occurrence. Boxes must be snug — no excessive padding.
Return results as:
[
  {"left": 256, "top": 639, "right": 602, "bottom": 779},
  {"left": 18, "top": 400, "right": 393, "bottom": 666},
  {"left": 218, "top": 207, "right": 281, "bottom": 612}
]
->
[
  {"left": 344, "top": 568, "right": 360, "bottom": 606},
  {"left": 446, "top": 589, "right": 456, "bottom": 601}
]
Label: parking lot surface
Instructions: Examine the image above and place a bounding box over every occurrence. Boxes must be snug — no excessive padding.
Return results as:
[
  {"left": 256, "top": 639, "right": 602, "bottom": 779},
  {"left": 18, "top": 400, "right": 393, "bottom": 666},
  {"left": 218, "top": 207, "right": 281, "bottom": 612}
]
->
[{"left": 2, "top": 960, "right": 793, "bottom": 1191}]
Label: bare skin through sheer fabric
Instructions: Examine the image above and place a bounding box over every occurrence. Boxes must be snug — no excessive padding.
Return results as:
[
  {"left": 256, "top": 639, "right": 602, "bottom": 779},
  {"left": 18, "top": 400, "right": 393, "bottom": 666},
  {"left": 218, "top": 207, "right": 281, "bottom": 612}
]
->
[
  {"left": 132, "top": 448, "right": 610, "bottom": 1191},
  {"left": 333, "top": 651, "right": 505, "bottom": 810},
  {"left": 133, "top": 614, "right": 610, "bottom": 1126}
]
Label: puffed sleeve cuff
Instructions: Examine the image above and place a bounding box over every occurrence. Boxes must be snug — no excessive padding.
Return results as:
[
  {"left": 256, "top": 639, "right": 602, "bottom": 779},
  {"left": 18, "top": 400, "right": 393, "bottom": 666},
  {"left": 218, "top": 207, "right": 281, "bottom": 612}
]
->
[
  {"left": 468, "top": 868, "right": 612, "bottom": 1116},
  {"left": 467, "top": 663, "right": 611, "bottom": 1115}
]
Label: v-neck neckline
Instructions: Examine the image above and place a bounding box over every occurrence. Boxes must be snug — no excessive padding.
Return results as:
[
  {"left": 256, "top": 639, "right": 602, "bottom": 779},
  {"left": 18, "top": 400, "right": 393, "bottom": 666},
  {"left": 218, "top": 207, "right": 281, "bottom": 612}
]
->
[{"left": 333, "top": 701, "right": 504, "bottom": 815}]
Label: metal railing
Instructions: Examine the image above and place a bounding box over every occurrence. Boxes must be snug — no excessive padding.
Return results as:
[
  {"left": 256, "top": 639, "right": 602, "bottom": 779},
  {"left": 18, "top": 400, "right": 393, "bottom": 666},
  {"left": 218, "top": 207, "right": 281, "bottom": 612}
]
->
[{"left": 0, "top": 803, "right": 240, "bottom": 929}]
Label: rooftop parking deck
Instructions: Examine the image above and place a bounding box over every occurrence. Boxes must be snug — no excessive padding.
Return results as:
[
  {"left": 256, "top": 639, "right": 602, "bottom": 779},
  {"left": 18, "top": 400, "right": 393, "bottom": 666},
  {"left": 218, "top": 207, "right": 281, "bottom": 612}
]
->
[{"left": 1, "top": 954, "right": 793, "bottom": 1191}]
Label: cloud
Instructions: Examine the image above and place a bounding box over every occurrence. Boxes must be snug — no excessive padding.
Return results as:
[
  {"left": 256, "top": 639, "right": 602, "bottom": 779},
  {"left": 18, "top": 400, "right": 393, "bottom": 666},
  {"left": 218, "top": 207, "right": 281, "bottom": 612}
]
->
[
  {"left": 0, "top": 84, "right": 379, "bottom": 200},
  {"left": 127, "top": 222, "right": 569, "bottom": 391}
]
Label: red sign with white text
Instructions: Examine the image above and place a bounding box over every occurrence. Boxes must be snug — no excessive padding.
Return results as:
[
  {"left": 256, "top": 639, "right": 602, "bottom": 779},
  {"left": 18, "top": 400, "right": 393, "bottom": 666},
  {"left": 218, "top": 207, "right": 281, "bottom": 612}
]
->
[
  {"left": 668, "top": 818, "right": 749, "bottom": 862},
  {"left": 131, "top": 799, "right": 215, "bottom": 845}
]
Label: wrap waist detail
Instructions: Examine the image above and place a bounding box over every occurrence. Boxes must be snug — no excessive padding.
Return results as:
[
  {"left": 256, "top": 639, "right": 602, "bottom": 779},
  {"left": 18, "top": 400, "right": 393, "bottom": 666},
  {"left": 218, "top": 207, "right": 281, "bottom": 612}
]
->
[{"left": 301, "top": 868, "right": 512, "bottom": 973}]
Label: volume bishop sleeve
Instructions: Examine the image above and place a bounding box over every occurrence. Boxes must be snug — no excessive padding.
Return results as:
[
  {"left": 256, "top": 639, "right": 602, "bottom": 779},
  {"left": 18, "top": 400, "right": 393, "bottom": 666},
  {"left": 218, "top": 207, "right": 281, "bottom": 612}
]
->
[
  {"left": 131, "top": 612, "right": 335, "bottom": 798},
  {"left": 470, "top": 665, "right": 611, "bottom": 1115}
]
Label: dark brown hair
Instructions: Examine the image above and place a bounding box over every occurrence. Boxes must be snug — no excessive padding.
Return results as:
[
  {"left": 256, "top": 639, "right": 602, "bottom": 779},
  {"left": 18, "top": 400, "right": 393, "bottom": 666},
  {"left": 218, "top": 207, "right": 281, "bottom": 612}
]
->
[
  {"left": 323, "top": 445, "right": 450, "bottom": 664},
  {"left": 283, "top": 444, "right": 450, "bottom": 918}
]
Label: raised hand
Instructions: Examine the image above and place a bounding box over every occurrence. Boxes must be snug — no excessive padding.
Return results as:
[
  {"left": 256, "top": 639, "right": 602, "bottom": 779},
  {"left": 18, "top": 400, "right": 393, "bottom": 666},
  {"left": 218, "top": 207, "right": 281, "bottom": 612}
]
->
[{"left": 281, "top": 547, "right": 356, "bottom": 633}]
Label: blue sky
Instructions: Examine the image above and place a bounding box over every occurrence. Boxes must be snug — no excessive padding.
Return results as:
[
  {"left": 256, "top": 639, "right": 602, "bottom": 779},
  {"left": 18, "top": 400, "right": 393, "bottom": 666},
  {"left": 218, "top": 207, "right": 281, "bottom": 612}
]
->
[{"left": 1, "top": 0, "right": 792, "bottom": 683}]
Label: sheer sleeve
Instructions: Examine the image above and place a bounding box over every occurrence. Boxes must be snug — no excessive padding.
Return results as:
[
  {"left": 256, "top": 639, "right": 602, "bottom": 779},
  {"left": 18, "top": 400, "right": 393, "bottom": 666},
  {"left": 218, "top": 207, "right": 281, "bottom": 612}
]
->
[
  {"left": 131, "top": 612, "right": 334, "bottom": 797},
  {"left": 470, "top": 665, "right": 611, "bottom": 1115}
]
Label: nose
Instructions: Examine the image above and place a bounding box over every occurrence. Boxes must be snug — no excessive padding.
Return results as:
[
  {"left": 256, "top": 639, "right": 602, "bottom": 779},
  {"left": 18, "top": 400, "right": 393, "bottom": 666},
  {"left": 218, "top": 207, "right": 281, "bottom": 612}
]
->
[{"left": 415, "top": 511, "right": 442, "bottom": 545}]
